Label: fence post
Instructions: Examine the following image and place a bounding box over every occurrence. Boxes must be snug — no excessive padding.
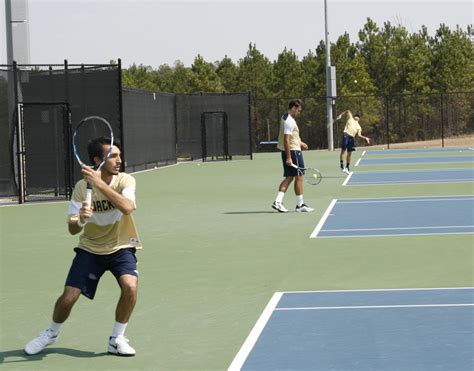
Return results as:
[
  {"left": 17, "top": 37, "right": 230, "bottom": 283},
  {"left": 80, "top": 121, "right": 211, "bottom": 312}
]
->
[
  {"left": 385, "top": 94, "right": 390, "bottom": 149},
  {"left": 440, "top": 93, "right": 445, "bottom": 148}
]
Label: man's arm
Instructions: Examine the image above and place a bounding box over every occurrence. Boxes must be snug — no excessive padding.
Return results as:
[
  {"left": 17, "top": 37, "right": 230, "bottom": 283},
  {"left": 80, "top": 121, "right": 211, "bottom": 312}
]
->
[
  {"left": 68, "top": 201, "right": 92, "bottom": 235},
  {"left": 81, "top": 167, "right": 135, "bottom": 215},
  {"left": 284, "top": 134, "right": 292, "bottom": 166},
  {"left": 357, "top": 130, "right": 371, "bottom": 144}
]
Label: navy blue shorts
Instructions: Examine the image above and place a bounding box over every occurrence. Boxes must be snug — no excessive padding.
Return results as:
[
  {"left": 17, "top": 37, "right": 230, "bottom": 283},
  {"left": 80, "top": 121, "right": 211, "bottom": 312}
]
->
[
  {"left": 281, "top": 150, "right": 305, "bottom": 177},
  {"left": 65, "top": 248, "right": 138, "bottom": 300},
  {"left": 341, "top": 133, "right": 356, "bottom": 152}
]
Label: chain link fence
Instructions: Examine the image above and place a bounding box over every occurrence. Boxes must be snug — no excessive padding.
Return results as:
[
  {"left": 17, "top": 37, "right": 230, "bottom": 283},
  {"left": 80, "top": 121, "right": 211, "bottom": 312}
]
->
[{"left": 253, "top": 92, "right": 474, "bottom": 151}]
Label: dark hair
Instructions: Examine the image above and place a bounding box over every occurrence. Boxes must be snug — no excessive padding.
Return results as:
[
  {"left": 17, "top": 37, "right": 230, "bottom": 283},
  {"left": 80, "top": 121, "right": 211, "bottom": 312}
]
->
[
  {"left": 288, "top": 99, "right": 303, "bottom": 109},
  {"left": 87, "top": 136, "right": 121, "bottom": 165},
  {"left": 354, "top": 114, "right": 360, "bottom": 119}
]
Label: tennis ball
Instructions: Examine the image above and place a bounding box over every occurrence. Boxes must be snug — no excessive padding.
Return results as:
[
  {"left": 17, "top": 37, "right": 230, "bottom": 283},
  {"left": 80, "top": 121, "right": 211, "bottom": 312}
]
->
[
  {"left": 197, "top": 163, "right": 201, "bottom": 166},
  {"left": 354, "top": 79, "right": 358, "bottom": 83},
  {"left": 313, "top": 173, "right": 318, "bottom": 178}
]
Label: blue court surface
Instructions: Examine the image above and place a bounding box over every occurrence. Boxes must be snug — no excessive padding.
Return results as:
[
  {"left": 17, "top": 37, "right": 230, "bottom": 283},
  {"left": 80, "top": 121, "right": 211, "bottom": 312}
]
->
[
  {"left": 362, "top": 147, "right": 474, "bottom": 156},
  {"left": 229, "top": 288, "right": 474, "bottom": 371},
  {"left": 345, "top": 168, "right": 474, "bottom": 186},
  {"left": 310, "top": 196, "right": 474, "bottom": 238},
  {"left": 356, "top": 155, "right": 473, "bottom": 166}
]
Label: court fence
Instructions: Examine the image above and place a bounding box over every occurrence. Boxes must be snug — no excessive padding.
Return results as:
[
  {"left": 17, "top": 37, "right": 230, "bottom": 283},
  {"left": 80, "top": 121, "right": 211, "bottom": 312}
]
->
[
  {"left": 253, "top": 92, "right": 474, "bottom": 152},
  {"left": 0, "top": 62, "right": 252, "bottom": 203}
]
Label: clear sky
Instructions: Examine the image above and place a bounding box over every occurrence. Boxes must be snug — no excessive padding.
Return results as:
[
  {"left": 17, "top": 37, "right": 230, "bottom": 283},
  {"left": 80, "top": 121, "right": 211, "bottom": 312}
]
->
[{"left": 1, "top": 0, "right": 472, "bottom": 68}]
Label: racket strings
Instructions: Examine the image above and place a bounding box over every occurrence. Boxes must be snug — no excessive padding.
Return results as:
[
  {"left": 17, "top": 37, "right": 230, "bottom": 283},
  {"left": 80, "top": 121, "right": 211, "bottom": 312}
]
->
[
  {"left": 304, "top": 168, "right": 322, "bottom": 185},
  {"left": 73, "top": 117, "right": 114, "bottom": 168}
]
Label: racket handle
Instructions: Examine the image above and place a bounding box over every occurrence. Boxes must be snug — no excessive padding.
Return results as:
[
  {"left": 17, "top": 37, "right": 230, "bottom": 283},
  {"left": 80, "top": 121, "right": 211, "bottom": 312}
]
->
[
  {"left": 291, "top": 164, "right": 299, "bottom": 169},
  {"left": 85, "top": 187, "right": 92, "bottom": 207}
]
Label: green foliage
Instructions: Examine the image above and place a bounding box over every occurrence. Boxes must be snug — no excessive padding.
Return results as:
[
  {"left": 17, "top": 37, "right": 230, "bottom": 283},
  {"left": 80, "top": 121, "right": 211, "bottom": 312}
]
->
[
  {"left": 236, "top": 43, "right": 274, "bottom": 98},
  {"left": 189, "top": 55, "right": 224, "bottom": 93},
  {"left": 121, "top": 23, "right": 473, "bottom": 98}
]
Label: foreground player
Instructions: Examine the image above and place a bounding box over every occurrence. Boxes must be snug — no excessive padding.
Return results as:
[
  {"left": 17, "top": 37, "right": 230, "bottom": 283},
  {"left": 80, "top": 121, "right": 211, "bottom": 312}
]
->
[
  {"left": 272, "top": 99, "right": 314, "bottom": 213},
  {"left": 24, "top": 137, "right": 142, "bottom": 356}
]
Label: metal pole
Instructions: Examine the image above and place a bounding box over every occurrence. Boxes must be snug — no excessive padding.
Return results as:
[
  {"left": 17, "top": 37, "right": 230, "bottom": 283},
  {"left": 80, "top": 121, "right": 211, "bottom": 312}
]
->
[
  {"left": 324, "top": 0, "right": 334, "bottom": 151},
  {"left": 5, "top": 0, "right": 15, "bottom": 139}
]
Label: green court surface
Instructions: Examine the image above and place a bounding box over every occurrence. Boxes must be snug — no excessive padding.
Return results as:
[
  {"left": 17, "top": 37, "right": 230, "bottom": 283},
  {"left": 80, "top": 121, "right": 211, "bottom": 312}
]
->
[{"left": 1, "top": 150, "right": 473, "bottom": 370}]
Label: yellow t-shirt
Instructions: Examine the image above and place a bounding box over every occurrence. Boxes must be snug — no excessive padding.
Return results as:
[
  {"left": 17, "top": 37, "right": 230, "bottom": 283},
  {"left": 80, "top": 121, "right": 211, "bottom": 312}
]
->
[
  {"left": 343, "top": 113, "right": 362, "bottom": 138},
  {"left": 277, "top": 112, "right": 302, "bottom": 151},
  {"left": 67, "top": 172, "right": 142, "bottom": 255}
]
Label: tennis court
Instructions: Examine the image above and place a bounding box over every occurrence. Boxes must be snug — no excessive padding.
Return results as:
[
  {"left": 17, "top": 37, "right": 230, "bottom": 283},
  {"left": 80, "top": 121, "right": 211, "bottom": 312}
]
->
[
  {"left": 346, "top": 168, "right": 474, "bottom": 186},
  {"left": 362, "top": 148, "right": 474, "bottom": 156},
  {"left": 310, "top": 195, "right": 474, "bottom": 238},
  {"left": 229, "top": 288, "right": 474, "bottom": 371},
  {"left": 1, "top": 149, "right": 473, "bottom": 370},
  {"left": 356, "top": 155, "right": 473, "bottom": 166}
]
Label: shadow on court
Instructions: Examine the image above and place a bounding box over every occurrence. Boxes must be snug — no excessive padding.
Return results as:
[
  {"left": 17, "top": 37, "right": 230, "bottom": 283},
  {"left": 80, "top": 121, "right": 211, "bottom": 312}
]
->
[{"left": 0, "top": 348, "right": 109, "bottom": 364}]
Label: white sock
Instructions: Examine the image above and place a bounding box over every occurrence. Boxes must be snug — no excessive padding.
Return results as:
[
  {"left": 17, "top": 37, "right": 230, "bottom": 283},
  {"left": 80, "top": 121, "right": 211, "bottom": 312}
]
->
[
  {"left": 296, "top": 195, "right": 304, "bottom": 207},
  {"left": 112, "top": 321, "right": 128, "bottom": 338},
  {"left": 48, "top": 320, "right": 62, "bottom": 335},
  {"left": 275, "top": 192, "right": 285, "bottom": 204}
]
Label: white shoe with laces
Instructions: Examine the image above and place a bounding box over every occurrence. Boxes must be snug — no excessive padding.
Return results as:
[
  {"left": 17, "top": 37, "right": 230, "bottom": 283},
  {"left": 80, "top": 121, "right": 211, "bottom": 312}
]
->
[
  {"left": 108, "top": 335, "right": 136, "bottom": 356},
  {"left": 342, "top": 167, "right": 350, "bottom": 174},
  {"left": 296, "top": 204, "right": 315, "bottom": 213},
  {"left": 272, "top": 201, "right": 288, "bottom": 213},
  {"left": 24, "top": 329, "right": 59, "bottom": 355}
]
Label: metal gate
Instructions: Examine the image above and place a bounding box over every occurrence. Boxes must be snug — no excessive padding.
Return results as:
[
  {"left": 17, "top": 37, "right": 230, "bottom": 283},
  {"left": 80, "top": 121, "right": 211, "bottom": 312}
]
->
[
  {"left": 201, "top": 111, "right": 229, "bottom": 161},
  {"left": 16, "top": 102, "right": 73, "bottom": 202}
]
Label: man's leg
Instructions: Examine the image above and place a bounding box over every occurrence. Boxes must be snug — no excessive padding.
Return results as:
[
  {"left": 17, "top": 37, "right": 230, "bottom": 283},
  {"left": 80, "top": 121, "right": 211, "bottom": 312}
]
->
[
  {"left": 108, "top": 274, "right": 138, "bottom": 357},
  {"left": 340, "top": 149, "right": 345, "bottom": 169},
  {"left": 294, "top": 175, "right": 303, "bottom": 196},
  {"left": 53, "top": 286, "right": 82, "bottom": 323},
  {"left": 24, "top": 286, "right": 81, "bottom": 355},
  {"left": 294, "top": 176, "right": 314, "bottom": 212},
  {"left": 279, "top": 176, "right": 294, "bottom": 193},
  {"left": 116, "top": 274, "right": 138, "bottom": 324},
  {"left": 346, "top": 151, "right": 352, "bottom": 171},
  {"left": 273, "top": 177, "right": 293, "bottom": 212}
]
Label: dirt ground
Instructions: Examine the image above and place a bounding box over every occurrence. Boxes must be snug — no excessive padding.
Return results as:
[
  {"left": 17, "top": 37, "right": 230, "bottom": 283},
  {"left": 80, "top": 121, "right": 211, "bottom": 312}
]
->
[{"left": 362, "top": 134, "right": 474, "bottom": 150}]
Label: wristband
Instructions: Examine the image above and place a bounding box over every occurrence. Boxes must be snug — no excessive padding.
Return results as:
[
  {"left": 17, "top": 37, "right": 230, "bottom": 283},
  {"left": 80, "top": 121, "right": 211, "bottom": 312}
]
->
[{"left": 76, "top": 218, "right": 87, "bottom": 228}]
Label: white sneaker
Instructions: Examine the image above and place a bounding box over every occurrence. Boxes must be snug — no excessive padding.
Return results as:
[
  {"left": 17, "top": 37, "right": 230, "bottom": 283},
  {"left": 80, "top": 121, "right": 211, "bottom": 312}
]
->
[
  {"left": 272, "top": 201, "right": 288, "bottom": 213},
  {"left": 296, "top": 204, "right": 315, "bottom": 212},
  {"left": 342, "top": 167, "right": 350, "bottom": 174},
  {"left": 24, "top": 329, "right": 59, "bottom": 355},
  {"left": 108, "top": 335, "right": 136, "bottom": 356}
]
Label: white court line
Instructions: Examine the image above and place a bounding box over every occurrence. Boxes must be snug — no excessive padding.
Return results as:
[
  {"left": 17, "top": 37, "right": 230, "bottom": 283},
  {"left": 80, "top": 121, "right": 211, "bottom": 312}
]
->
[
  {"left": 355, "top": 158, "right": 361, "bottom": 166},
  {"left": 310, "top": 199, "right": 337, "bottom": 238},
  {"left": 316, "top": 231, "right": 474, "bottom": 238},
  {"left": 131, "top": 162, "right": 179, "bottom": 174},
  {"left": 281, "top": 287, "right": 474, "bottom": 294},
  {"left": 361, "top": 150, "right": 366, "bottom": 156},
  {"left": 342, "top": 172, "right": 353, "bottom": 186},
  {"left": 348, "top": 179, "right": 474, "bottom": 186},
  {"left": 336, "top": 197, "right": 474, "bottom": 204},
  {"left": 228, "top": 292, "right": 283, "bottom": 371},
  {"left": 321, "top": 225, "right": 474, "bottom": 232},
  {"left": 275, "top": 303, "right": 474, "bottom": 311}
]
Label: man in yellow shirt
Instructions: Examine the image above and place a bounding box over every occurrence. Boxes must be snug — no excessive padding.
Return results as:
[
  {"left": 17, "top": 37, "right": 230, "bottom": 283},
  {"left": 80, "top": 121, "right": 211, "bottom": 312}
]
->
[
  {"left": 24, "top": 137, "right": 142, "bottom": 357},
  {"left": 339, "top": 110, "right": 370, "bottom": 173},
  {"left": 272, "top": 99, "right": 314, "bottom": 213}
]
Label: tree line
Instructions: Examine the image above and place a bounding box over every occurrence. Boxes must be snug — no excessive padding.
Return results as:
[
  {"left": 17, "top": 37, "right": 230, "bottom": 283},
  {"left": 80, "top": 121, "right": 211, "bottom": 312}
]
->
[{"left": 122, "top": 19, "right": 474, "bottom": 98}]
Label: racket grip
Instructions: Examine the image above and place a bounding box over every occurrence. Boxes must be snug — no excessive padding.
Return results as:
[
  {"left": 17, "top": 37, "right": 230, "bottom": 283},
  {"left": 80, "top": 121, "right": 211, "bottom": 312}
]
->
[
  {"left": 291, "top": 164, "right": 298, "bottom": 169},
  {"left": 85, "top": 187, "right": 92, "bottom": 207}
]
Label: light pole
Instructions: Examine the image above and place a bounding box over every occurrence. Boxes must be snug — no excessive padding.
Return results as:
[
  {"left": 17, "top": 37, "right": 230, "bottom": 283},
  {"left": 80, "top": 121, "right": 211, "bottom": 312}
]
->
[{"left": 324, "top": 0, "right": 335, "bottom": 151}]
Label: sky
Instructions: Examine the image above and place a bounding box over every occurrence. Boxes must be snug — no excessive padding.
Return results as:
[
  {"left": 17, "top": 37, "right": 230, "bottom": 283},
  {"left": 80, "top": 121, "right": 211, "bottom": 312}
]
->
[{"left": 1, "top": 0, "right": 473, "bottom": 68}]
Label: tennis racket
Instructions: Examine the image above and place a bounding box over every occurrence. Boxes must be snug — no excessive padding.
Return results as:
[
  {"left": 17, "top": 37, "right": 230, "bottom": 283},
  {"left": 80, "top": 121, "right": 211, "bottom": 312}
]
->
[
  {"left": 72, "top": 116, "right": 114, "bottom": 207},
  {"left": 291, "top": 164, "right": 323, "bottom": 185}
]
